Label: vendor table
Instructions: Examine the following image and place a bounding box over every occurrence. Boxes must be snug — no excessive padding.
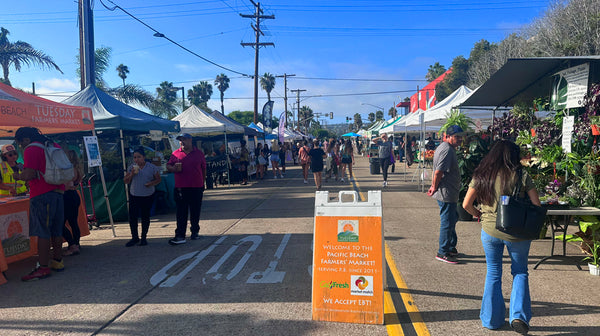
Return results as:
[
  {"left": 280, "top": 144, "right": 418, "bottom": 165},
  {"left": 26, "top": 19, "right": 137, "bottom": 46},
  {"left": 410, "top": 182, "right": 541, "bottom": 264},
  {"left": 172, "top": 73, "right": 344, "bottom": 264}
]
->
[
  {"left": 0, "top": 193, "right": 89, "bottom": 284},
  {"left": 534, "top": 206, "right": 600, "bottom": 270}
]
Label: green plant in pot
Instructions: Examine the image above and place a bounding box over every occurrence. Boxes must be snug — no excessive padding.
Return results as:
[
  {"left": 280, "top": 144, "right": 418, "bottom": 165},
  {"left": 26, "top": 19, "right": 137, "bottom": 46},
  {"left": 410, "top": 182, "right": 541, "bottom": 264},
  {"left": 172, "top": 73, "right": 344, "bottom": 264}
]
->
[{"left": 583, "top": 238, "right": 600, "bottom": 276}]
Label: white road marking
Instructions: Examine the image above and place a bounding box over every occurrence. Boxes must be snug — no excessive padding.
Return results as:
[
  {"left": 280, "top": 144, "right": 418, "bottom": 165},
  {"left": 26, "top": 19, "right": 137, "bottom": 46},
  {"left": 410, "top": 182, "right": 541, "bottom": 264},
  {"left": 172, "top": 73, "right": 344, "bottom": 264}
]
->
[
  {"left": 149, "top": 236, "right": 227, "bottom": 287},
  {"left": 247, "top": 233, "right": 291, "bottom": 283}
]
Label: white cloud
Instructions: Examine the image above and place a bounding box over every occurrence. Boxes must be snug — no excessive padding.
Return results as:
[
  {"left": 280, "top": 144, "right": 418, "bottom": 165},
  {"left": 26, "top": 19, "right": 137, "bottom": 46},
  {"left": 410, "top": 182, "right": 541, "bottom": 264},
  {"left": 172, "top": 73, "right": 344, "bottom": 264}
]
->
[{"left": 37, "top": 78, "right": 79, "bottom": 91}]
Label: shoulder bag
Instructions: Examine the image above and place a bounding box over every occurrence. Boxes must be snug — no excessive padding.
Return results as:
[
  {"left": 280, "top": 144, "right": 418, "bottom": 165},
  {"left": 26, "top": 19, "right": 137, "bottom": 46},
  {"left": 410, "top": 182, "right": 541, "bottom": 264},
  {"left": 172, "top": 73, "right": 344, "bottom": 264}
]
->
[{"left": 495, "top": 170, "right": 548, "bottom": 240}]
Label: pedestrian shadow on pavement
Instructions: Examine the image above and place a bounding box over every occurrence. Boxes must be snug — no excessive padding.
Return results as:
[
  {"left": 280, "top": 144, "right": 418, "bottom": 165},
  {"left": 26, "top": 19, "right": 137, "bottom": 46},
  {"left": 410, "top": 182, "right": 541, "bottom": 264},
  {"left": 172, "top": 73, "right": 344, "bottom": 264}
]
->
[{"left": 387, "top": 287, "right": 600, "bottom": 335}]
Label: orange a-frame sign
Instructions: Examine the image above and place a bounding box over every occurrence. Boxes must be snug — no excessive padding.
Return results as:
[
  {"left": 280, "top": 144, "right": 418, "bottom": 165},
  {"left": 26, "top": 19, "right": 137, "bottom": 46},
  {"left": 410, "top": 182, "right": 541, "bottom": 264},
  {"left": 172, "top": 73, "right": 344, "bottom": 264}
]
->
[{"left": 312, "top": 190, "right": 384, "bottom": 324}]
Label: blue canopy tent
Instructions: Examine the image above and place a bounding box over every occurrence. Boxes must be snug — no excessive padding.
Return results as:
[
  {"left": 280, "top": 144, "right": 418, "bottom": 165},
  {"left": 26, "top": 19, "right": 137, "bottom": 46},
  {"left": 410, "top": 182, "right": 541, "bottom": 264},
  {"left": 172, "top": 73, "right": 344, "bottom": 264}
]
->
[
  {"left": 63, "top": 85, "right": 181, "bottom": 225},
  {"left": 342, "top": 132, "right": 361, "bottom": 137},
  {"left": 63, "top": 85, "right": 180, "bottom": 133}
]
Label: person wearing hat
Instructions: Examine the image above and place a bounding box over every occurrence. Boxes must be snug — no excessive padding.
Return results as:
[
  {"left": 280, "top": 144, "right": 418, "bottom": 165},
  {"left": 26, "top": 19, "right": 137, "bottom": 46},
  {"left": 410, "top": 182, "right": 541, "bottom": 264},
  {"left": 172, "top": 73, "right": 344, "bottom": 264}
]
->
[
  {"left": 427, "top": 125, "right": 464, "bottom": 264},
  {"left": 166, "top": 133, "right": 207, "bottom": 245},
  {"left": 0, "top": 144, "right": 27, "bottom": 196}
]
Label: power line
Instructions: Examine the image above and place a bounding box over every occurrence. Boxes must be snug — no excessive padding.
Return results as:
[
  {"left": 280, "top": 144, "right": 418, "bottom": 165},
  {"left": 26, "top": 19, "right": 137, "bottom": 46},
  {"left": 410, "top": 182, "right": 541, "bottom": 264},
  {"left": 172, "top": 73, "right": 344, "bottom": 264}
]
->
[
  {"left": 294, "top": 77, "right": 427, "bottom": 82},
  {"left": 97, "top": 0, "right": 250, "bottom": 76}
]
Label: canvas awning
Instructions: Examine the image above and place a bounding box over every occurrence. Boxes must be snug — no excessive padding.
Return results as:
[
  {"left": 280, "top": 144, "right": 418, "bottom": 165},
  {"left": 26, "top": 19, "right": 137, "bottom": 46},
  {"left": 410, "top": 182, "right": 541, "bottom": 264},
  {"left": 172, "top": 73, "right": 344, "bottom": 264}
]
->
[
  {"left": 173, "top": 105, "right": 226, "bottom": 136},
  {"left": 63, "top": 85, "right": 179, "bottom": 133},
  {"left": 0, "top": 83, "right": 95, "bottom": 138},
  {"left": 461, "top": 56, "right": 600, "bottom": 107}
]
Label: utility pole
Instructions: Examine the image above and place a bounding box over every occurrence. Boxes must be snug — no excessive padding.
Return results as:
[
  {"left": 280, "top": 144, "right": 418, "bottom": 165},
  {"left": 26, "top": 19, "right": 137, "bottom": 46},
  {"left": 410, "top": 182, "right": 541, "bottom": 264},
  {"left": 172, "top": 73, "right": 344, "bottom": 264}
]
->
[
  {"left": 275, "top": 73, "right": 295, "bottom": 126},
  {"left": 240, "top": 1, "right": 274, "bottom": 123},
  {"left": 180, "top": 87, "right": 185, "bottom": 112},
  {"left": 291, "top": 89, "right": 306, "bottom": 133},
  {"left": 79, "top": 0, "right": 96, "bottom": 89}
]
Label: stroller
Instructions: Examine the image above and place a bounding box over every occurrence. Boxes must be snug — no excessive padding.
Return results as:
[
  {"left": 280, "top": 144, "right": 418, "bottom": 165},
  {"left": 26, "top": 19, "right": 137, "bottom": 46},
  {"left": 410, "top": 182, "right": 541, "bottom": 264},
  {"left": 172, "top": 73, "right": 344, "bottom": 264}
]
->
[{"left": 79, "top": 173, "right": 99, "bottom": 230}]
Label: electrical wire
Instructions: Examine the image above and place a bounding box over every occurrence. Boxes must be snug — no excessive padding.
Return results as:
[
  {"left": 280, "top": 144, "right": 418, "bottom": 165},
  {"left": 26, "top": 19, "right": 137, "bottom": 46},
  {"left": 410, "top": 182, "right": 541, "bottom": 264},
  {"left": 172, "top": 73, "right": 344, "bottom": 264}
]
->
[{"left": 97, "top": 0, "right": 250, "bottom": 77}]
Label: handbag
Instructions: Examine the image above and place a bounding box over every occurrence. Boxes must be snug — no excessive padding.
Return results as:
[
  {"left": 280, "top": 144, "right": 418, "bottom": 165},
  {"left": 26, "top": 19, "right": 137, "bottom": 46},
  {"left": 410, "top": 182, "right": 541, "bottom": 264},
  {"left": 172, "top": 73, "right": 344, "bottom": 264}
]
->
[{"left": 495, "top": 170, "right": 547, "bottom": 240}]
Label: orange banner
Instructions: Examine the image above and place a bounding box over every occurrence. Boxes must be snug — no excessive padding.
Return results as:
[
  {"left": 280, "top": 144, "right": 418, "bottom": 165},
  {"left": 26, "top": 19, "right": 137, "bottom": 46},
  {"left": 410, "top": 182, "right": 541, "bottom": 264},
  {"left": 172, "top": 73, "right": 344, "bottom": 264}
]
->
[
  {"left": 0, "top": 82, "right": 94, "bottom": 137},
  {"left": 0, "top": 199, "right": 37, "bottom": 264},
  {"left": 312, "top": 216, "right": 384, "bottom": 324}
]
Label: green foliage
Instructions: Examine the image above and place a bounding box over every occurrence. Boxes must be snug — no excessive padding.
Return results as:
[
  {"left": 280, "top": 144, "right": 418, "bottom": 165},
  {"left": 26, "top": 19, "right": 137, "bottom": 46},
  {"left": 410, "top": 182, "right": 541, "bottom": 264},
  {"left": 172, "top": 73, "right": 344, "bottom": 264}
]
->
[
  {"left": 353, "top": 113, "right": 363, "bottom": 129},
  {"left": 188, "top": 81, "right": 213, "bottom": 106},
  {"left": 439, "top": 109, "right": 474, "bottom": 136},
  {"left": 426, "top": 62, "right": 446, "bottom": 82},
  {"left": 375, "top": 110, "right": 384, "bottom": 120},
  {"left": 260, "top": 73, "right": 276, "bottom": 101},
  {"left": 0, "top": 27, "right": 63, "bottom": 85},
  {"left": 457, "top": 134, "right": 490, "bottom": 199},
  {"left": 228, "top": 110, "right": 256, "bottom": 126},
  {"left": 76, "top": 46, "right": 111, "bottom": 89},
  {"left": 436, "top": 56, "right": 469, "bottom": 102}
]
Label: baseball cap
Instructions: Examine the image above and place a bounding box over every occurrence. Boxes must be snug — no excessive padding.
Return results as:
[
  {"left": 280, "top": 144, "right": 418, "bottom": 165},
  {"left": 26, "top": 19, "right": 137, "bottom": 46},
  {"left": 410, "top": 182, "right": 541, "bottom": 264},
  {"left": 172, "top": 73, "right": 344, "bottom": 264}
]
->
[
  {"left": 1, "top": 144, "right": 16, "bottom": 155},
  {"left": 176, "top": 133, "right": 192, "bottom": 140},
  {"left": 445, "top": 125, "right": 465, "bottom": 136}
]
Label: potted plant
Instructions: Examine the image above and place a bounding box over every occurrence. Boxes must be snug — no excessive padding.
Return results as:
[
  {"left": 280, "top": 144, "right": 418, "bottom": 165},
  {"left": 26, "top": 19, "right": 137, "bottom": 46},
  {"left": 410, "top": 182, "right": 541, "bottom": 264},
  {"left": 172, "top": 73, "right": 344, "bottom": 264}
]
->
[{"left": 583, "top": 239, "right": 600, "bottom": 276}]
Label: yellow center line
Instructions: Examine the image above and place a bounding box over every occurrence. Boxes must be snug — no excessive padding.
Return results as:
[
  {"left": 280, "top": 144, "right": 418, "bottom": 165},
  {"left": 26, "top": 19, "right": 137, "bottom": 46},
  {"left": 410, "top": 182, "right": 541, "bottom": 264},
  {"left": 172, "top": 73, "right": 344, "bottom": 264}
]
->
[{"left": 353, "top": 173, "right": 430, "bottom": 336}]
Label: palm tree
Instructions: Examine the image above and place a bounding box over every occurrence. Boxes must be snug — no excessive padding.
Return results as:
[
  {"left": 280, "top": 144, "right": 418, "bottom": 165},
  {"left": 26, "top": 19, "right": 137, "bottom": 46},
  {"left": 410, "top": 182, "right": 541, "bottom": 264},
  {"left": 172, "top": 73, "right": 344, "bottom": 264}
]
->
[
  {"left": 260, "top": 72, "right": 276, "bottom": 102},
  {"left": 426, "top": 62, "right": 447, "bottom": 82},
  {"left": 353, "top": 113, "right": 363, "bottom": 130},
  {"left": 76, "top": 46, "right": 112, "bottom": 89},
  {"left": 214, "top": 73, "right": 230, "bottom": 114},
  {"left": 153, "top": 81, "right": 178, "bottom": 118},
  {"left": 116, "top": 63, "right": 129, "bottom": 86},
  {"left": 298, "top": 105, "right": 314, "bottom": 132},
  {"left": 108, "top": 84, "right": 155, "bottom": 109},
  {"left": 388, "top": 106, "right": 397, "bottom": 119},
  {"left": 376, "top": 110, "right": 384, "bottom": 120},
  {"left": 0, "top": 27, "right": 62, "bottom": 85},
  {"left": 368, "top": 112, "right": 375, "bottom": 123},
  {"left": 187, "top": 81, "right": 213, "bottom": 108}
]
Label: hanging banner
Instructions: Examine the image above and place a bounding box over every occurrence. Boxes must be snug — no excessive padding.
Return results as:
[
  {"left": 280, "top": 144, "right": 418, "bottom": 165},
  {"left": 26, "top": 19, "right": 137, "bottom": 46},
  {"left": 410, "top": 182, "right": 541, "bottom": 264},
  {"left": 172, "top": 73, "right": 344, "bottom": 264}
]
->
[
  {"left": 278, "top": 111, "right": 286, "bottom": 143},
  {"left": 551, "top": 63, "right": 589, "bottom": 109},
  {"left": 83, "top": 136, "right": 102, "bottom": 167},
  {"left": 312, "top": 190, "right": 384, "bottom": 325},
  {"left": 262, "top": 101, "right": 274, "bottom": 130}
]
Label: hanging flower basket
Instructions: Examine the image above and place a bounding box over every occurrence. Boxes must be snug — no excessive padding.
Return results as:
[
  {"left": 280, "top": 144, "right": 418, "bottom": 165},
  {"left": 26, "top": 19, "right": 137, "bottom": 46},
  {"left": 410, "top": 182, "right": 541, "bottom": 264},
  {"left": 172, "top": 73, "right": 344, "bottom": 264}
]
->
[{"left": 592, "top": 124, "right": 600, "bottom": 135}]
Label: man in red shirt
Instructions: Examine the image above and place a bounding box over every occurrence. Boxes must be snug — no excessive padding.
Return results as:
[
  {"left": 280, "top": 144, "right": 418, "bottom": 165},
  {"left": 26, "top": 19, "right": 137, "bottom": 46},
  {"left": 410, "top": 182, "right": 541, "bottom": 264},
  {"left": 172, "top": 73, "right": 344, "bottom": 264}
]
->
[
  {"left": 166, "top": 133, "right": 207, "bottom": 245},
  {"left": 13, "top": 127, "right": 66, "bottom": 281}
]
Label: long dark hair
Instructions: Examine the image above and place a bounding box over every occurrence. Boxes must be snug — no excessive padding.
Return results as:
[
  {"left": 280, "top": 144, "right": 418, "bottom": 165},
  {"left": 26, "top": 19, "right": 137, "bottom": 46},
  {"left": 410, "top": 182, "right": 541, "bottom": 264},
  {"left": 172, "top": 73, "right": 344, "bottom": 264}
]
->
[
  {"left": 471, "top": 140, "right": 522, "bottom": 206},
  {"left": 343, "top": 139, "right": 353, "bottom": 154},
  {"left": 14, "top": 127, "right": 50, "bottom": 144}
]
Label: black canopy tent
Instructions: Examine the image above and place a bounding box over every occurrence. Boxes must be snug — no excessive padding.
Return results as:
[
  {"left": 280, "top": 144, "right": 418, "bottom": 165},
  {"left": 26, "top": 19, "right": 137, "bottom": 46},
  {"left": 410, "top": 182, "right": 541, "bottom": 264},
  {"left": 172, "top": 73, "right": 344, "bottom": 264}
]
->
[{"left": 461, "top": 56, "right": 600, "bottom": 108}]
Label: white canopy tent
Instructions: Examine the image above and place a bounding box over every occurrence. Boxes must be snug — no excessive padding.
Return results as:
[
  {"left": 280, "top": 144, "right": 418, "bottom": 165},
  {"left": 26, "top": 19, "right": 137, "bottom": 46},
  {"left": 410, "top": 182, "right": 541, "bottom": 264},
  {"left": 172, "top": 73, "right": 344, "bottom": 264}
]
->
[
  {"left": 173, "top": 105, "right": 227, "bottom": 135},
  {"left": 404, "top": 85, "right": 511, "bottom": 130}
]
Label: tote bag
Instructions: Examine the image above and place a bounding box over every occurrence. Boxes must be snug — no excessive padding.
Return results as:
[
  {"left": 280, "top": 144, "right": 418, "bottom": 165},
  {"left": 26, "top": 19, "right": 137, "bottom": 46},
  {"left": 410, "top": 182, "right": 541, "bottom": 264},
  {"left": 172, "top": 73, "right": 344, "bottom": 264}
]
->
[{"left": 495, "top": 170, "right": 547, "bottom": 240}]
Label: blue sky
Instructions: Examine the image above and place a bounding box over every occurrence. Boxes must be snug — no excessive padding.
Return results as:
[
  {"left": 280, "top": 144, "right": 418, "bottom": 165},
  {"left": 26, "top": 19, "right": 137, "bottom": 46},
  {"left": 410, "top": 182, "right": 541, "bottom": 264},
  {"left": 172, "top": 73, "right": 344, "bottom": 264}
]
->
[{"left": 3, "top": 0, "right": 549, "bottom": 124}]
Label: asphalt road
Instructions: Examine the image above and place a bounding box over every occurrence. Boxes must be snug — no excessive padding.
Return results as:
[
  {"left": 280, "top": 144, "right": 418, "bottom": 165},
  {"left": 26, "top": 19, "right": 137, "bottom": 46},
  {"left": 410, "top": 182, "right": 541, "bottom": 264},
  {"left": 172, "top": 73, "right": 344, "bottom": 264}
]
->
[{"left": 1, "top": 156, "right": 599, "bottom": 336}]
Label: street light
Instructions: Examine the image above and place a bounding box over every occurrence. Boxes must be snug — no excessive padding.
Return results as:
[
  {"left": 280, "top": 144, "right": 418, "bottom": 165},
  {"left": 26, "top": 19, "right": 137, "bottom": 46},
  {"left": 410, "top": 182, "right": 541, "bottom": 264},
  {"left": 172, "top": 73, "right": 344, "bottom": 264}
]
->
[{"left": 361, "top": 102, "right": 384, "bottom": 111}]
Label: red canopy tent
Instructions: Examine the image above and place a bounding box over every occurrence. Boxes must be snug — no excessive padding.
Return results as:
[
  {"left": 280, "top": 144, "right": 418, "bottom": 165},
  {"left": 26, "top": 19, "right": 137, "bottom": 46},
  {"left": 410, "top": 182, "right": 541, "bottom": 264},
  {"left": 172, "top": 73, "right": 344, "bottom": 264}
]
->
[{"left": 0, "top": 82, "right": 94, "bottom": 137}]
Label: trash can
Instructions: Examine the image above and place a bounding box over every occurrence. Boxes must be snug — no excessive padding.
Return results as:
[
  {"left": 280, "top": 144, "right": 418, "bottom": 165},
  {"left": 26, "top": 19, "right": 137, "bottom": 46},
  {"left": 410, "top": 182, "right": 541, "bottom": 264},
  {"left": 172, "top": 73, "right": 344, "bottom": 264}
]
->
[{"left": 369, "top": 158, "right": 380, "bottom": 174}]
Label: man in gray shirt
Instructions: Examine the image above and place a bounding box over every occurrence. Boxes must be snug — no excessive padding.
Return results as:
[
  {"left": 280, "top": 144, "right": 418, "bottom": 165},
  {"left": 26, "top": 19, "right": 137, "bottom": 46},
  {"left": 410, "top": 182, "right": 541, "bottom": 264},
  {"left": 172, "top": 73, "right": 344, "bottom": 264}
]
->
[
  {"left": 427, "top": 125, "right": 464, "bottom": 264},
  {"left": 372, "top": 133, "right": 393, "bottom": 187}
]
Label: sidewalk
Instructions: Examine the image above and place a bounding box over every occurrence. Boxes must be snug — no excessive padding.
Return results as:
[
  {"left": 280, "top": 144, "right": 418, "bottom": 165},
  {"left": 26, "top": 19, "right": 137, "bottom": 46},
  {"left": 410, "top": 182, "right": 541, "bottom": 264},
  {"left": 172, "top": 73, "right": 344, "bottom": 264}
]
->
[{"left": 0, "top": 156, "right": 598, "bottom": 336}]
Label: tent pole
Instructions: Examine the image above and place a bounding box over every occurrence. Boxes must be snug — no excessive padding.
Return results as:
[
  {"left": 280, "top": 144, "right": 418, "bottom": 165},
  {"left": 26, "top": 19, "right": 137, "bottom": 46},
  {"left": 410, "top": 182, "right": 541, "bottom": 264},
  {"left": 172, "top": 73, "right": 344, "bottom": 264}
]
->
[
  {"left": 120, "top": 130, "right": 130, "bottom": 205},
  {"left": 224, "top": 129, "right": 231, "bottom": 188},
  {"left": 93, "top": 130, "right": 116, "bottom": 237}
]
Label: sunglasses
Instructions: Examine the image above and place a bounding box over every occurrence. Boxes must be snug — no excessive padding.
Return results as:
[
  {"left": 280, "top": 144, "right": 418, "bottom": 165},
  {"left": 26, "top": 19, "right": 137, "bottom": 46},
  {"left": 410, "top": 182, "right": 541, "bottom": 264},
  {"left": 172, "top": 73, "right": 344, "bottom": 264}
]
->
[{"left": 5, "top": 152, "right": 17, "bottom": 158}]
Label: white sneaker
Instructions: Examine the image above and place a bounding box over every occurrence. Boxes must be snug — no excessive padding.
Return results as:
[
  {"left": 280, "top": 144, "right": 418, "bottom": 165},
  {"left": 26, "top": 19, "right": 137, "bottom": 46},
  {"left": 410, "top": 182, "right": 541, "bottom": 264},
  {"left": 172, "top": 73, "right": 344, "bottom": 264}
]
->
[
  {"left": 383, "top": 181, "right": 387, "bottom": 187},
  {"left": 340, "top": 178, "right": 345, "bottom": 182},
  {"left": 304, "top": 179, "right": 308, "bottom": 184}
]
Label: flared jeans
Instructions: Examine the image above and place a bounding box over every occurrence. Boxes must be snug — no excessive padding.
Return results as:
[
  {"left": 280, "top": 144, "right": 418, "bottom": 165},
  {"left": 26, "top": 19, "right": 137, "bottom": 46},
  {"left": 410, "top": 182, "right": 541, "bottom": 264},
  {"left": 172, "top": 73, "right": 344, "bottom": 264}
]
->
[{"left": 480, "top": 229, "right": 532, "bottom": 329}]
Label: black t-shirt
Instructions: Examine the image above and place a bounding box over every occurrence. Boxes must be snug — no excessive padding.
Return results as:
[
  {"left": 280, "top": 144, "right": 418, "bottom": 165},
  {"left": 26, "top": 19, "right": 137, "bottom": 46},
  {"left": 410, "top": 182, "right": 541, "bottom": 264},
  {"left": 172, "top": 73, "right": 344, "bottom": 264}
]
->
[{"left": 308, "top": 147, "right": 325, "bottom": 172}]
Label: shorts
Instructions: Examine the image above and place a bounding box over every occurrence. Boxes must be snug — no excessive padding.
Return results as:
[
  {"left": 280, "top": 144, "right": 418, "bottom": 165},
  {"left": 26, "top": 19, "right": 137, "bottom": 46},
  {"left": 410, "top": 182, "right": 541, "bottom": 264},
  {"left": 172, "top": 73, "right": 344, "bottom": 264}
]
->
[
  {"left": 271, "top": 156, "right": 280, "bottom": 164},
  {"left": 341, "top": 156, "right": 352, "bottom": 164},
  {"left": 29, "top": 191, "right": 65, "bottom": 239}
]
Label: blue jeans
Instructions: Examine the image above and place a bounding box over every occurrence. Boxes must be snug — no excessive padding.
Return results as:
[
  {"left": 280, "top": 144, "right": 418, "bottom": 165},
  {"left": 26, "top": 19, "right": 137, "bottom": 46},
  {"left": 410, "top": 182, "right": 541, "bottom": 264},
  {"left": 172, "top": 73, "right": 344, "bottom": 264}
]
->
[
  {"left": 437, "top": 201, "right": 457, "bottom": 255},
  {"left": 480, "top": 229, "right": 532, "bottom": 329}
]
